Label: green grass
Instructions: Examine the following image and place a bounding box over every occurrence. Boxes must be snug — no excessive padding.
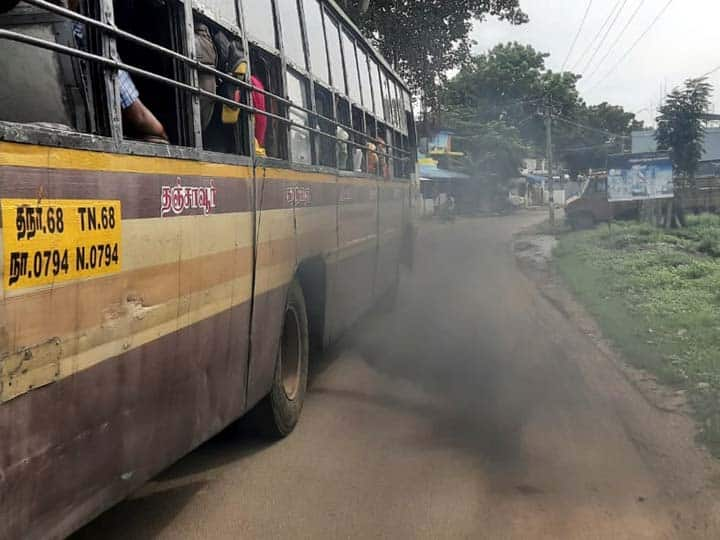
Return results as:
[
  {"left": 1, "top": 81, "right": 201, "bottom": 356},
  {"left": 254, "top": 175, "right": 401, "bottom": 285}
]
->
[{"left": 554, "top": 216, "right": 720, "bottom": 455}]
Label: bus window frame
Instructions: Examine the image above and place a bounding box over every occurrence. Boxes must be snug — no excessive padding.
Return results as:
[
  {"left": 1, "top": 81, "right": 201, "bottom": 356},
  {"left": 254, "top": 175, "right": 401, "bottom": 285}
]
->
[
  {"left": 193, "top": 0, "right": 241, "bottom": 33},
  {"left": 302, "top": 0, "right": 330, "bottom": 87},
  {"left": 0, "top": 0, "right": 416, "bottom": 180},
  {"left": 322, "top": 8, "right": 346, "bottom": 97},
  {"left": 276, "top": 0, "right": 307, "bottom": 72},
  {"left": 240, "top": 0, "right": 278, "bottom": 53}
]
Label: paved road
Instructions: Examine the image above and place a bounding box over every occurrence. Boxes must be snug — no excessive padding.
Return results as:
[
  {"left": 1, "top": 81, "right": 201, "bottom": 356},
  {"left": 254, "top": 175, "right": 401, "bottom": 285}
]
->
[{"left": 75, "top": 213, "right": 720, "bottom": 539}]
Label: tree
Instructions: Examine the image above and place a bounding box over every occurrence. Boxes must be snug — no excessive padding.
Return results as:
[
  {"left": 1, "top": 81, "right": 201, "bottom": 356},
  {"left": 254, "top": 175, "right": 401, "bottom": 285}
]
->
[
  {"left": 559, "top": 103, "right": 640, "bottom": 175},
  {"left": 440, "top": 43, "right": 640, "bottom": 175},
  {"left": 341, "top": 1, "right": 528, "bottom": 111},
  {"left": 656, "top": 77, "right": 713, "bottom": 182},
  {"left": 442, "top": 43, "right": 581, "bottom": 156}
]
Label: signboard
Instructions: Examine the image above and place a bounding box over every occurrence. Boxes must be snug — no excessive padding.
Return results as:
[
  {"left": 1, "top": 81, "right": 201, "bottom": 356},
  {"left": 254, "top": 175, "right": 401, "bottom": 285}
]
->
[
  {"left": 607, "top": 153, "right": 674, "bottom": 202},
  {"left": 2, "top": 199, "right": 122, "bottom": 291}
]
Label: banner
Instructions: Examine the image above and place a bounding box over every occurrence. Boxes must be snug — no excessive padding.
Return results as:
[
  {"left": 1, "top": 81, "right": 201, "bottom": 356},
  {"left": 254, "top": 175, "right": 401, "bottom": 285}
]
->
[{"left": 607, "top": 153, "right": 674, "bottom": 202}]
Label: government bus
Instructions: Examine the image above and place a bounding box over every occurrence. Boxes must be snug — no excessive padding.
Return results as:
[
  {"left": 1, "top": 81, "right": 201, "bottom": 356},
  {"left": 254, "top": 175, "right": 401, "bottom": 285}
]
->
[{"left": 0, "top": 0, "right": 416, "bottom": 537}]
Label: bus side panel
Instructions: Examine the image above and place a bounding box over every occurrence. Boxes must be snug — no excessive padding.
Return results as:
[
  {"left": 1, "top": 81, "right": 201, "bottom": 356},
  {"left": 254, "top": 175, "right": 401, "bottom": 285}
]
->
[
  {"left": 375, "top": 182, "right": 406, "bottom": 300},
  {"left": 294, "top": 175, "right": 339, "bottom": 348},
  {"left": 0, "top": 149, "right": 255, "bottom": 540},
  {"left": 329, "top": 179, "right": 379, "bottom": 339},
  {"left": 245, "top": 166, "right": 298, "bottom": 409}
]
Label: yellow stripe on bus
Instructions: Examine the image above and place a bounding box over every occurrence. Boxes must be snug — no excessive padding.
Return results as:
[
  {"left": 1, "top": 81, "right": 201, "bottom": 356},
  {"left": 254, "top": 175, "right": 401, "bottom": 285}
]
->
[{"left": 0, "top": 141, "right": 407, "bottom": 186}]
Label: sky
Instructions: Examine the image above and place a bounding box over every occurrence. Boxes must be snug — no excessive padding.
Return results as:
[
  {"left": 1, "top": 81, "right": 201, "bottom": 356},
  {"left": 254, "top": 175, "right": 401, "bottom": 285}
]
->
[{"left": 469, "top": 0, "right": 720, "bottom": 127}]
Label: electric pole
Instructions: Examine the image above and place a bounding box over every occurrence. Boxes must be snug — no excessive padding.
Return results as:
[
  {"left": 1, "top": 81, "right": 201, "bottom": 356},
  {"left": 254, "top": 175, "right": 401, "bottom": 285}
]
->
[{"left": 544, "top": 99, "right": 555, "bottom": 226}]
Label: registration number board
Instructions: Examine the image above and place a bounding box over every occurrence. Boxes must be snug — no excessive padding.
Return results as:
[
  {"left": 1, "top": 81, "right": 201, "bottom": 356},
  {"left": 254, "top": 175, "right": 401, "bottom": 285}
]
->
[{"left": 1, "top": 199, "right": 122, "bottom": 291}]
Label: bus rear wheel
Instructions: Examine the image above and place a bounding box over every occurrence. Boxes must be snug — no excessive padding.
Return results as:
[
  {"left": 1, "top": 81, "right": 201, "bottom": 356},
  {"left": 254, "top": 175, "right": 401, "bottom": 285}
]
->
[{"left": 259, "top": 279, "right": 309, "bottom": 438}]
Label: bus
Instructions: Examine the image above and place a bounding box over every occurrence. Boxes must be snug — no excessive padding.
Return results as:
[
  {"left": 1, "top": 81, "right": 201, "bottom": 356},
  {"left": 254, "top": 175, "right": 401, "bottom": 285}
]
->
[{"left": 0, "top": 0, "right": 417, "bottom": 537}]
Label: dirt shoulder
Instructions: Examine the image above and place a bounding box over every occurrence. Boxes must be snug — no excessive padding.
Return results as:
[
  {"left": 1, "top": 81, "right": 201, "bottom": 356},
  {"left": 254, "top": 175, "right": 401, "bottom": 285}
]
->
[{"left": 515, "top": 224, "right": 720, "bottom": 537}]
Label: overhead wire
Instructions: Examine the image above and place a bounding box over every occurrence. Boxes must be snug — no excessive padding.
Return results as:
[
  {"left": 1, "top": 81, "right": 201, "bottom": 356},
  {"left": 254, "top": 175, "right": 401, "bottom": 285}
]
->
[
  {"left": 579, "top": 0, "right": 630, "bottom": 76},
  {"left": 570, "top": 0, "right": 623, "bottom": 72},
  {"left": 561, "top": 0, "right": 594, "bottom": 72},
  {"left": 553, "top": 115, "right": 631, "bottom": 140},
  {"left": 583, "top": 0, "right": 646, "bottom": 84},
  {"left": 586, "top": 0, "right": 676, "bottom": 94}
]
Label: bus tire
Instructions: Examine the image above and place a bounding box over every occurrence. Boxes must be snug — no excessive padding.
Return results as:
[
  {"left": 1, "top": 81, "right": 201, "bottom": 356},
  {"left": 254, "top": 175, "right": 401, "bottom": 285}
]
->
[{"left": 259, "top": 279, "right": 309, "bottom": 438}]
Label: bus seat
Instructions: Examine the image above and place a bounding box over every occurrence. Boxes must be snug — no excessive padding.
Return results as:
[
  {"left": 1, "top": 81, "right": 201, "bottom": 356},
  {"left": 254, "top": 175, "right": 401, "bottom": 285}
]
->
[{"left": 0, "top": 4, "right": 90, "bottom": 131}]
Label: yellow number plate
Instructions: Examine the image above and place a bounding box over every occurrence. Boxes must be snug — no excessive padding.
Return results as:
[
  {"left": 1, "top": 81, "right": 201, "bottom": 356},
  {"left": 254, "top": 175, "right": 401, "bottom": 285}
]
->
[{"left": 1, "top": 199, "right": 122, "bottom": 291}]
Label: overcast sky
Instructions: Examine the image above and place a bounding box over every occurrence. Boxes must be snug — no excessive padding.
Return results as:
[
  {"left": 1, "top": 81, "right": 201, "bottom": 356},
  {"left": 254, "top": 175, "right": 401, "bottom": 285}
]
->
[{"left": 469, "top": 0, "right": 720, "bottom": 127}]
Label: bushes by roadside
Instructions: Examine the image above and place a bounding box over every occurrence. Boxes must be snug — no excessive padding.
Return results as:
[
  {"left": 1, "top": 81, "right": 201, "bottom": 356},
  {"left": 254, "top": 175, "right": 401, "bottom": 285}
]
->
[{"left": 554, "top": 215, "right": 720, "bottom": 455}]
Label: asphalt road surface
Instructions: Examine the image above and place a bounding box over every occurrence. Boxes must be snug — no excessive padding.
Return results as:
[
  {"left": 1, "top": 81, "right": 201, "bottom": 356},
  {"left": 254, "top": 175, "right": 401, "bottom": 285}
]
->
[{"left": 74, "top": 213, "right": 720, "bottom": 539}]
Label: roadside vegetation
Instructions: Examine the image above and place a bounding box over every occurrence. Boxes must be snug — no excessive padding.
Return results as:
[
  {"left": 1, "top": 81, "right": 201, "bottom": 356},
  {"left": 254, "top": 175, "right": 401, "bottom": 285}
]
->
[{"left": 554, "top": 215, "right": 720, "bottom": 455}]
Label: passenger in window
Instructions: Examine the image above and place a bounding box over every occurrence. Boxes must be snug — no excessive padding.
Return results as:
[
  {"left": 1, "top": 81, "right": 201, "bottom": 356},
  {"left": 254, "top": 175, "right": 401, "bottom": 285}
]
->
[
  {"left": 119, "top": 72, "right": 168, "bottom": 142},
  {"left": 250, "top": 58, "right": 269, "bottom": 157},
  {"left": 336, "top": 127, "right": 349, "bottom": 169},
  {"left": 212, "top": 31, "right": 248, "bottom": 125},
  {"left": 194, "top": 23, "right": 217, "bottom": 131},
  {"left": 376, "top": 137, "right": 390, "bottom": 179},
  {"left": 66, "top": 0, "right": 167, "bottom": 142},
  {"left": 367, "top": 141, "right": 378, "bottom": 175}
]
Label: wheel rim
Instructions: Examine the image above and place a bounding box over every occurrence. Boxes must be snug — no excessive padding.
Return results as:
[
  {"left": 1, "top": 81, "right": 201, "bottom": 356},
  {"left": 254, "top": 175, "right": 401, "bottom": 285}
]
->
[{"left": 280, "top": 304, "right": 302, "bottom": 401}]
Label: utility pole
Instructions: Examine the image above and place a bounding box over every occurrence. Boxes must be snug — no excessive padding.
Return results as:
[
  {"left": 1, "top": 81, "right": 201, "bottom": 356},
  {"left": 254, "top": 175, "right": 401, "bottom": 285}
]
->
[{"left": 544, "top": 98, "right": 555, "bottom": 226}]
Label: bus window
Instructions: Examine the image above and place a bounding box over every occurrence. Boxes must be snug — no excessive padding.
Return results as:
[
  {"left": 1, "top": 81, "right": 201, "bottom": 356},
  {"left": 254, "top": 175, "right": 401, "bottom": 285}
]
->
[
  {"left": 201, "top": 0, "right": 239, "bottom": 29},
  {"left": 392, "top": 129, "right": 402, "bottom": 178},
  {"left": 356, "top": 47, "right": 373, "bottom": 113},
  {"left": 366, "top": 114, "right": 378, "bottom": 175},
  {"left": 0, "top": 1, "right": 106, "bottom": 134},
  {"left": 370, "top": 58, "right": 384, "bottom": 122},
  {"left": 403, "top": 89, "right": 412, "bottom": 114},
  {"left": 324, "top": 11, "right": 345, "bottom": 94},
  {"left": 341, "top": 30, "right": 361, "bottom": 105},
  {"left": 250, "top": 46, "right": 286, "bottom": 159},
  {"left": 303, "top": 0, "right": 329, "bottom": 85},
  {"left": 114, "top": 0, "right": 189, "bottom": 145},
  {"left": 393, "top": 81, "right": 405, "bottom": 132},
  {"left": 383, "top": 71, "right": 397, "bottom": 126},
  {"left": 241, "top": 0, "right": 277, "bottom": 50},
  {"left": 276, "top": 0, "right": 306, "bottom": 70},
  {"left": 314, "top": 85, "right": 335, "bottom": 167},
  {"left": 379, "top": 68, "right": 391, "bottom": 125},
  {"left": 401, "top": 134, "right": 410, "bottom": 178},
  {"left": 287, "top": 70, "right": 311, "bottom": 164},
  {"left": 377, "top": 123, "right": 391, "bottom": 179},
  {"left": 197, "top": 17, "right": 250, "bottom": 156},
  {"left": 351, "top": 105, "right": 365, "bottom": 172},
  {"left": 336, "top": 97, "right": 351, "bottom": 171}
]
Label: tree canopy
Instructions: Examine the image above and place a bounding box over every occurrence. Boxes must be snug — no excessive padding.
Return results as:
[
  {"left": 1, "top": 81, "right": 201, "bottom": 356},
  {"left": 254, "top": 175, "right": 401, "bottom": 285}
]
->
[
  {"left": 656, "top": 77, "right": 714, "bottom": 181},
  {"left": 439, "top": 42, "right": 640, "bottom": 177},
  {"left": 341, "top": 1, "right": 528, "bottom": 108}
]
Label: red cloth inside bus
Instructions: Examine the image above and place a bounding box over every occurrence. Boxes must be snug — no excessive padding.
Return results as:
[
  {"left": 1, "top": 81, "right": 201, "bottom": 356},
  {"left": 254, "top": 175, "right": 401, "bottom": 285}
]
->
[{"left": 251, "top": 75, "right": 267, "bottom": 147}]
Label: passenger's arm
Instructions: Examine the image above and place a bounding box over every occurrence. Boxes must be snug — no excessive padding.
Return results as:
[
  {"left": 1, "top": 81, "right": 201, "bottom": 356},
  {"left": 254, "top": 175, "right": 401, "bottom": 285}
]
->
[{"left": 123, "top": 99, "right": 168, "bottom": 141}]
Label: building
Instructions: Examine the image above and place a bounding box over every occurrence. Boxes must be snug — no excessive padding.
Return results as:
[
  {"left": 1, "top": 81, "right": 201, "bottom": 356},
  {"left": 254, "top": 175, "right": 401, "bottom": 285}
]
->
[{"left": 632, "top": 128, "right": 720, "bottom": 176}]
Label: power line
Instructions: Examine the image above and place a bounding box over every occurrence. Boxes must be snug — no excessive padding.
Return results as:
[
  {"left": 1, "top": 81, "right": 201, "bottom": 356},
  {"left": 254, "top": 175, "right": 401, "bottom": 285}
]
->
[
  {"left": 558, "top": 142, "right": 618, "bottom": 153},
  {"left": 561, "top": 0, "right": 594, "bottom": 72},
  {"left": 553, "top": 114, "right": 631, "bottom": 140},
  {"left": 580, "top": 0, "right": 630, "bottom": 76},
  {"left": 570, "top": 0, "right": 623, "bottom": 72},
  {"left": 583, "top": 0, "right": 646, "bottom": 84},
  {"left": 586, "top": 0, "right": 676, "bottom": 94}
]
